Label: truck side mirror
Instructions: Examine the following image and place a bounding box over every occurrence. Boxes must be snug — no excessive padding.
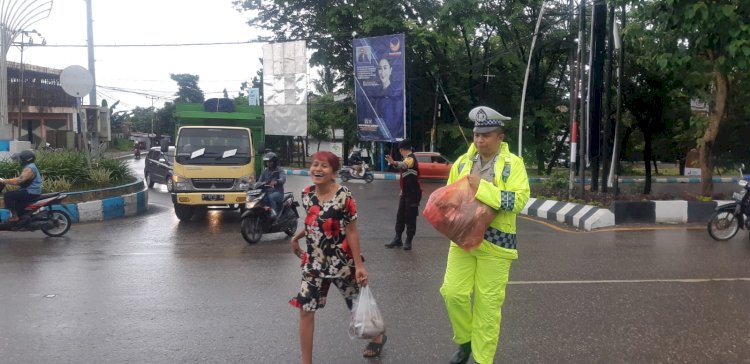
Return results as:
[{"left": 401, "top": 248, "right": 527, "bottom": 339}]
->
[
  {"left": 160, "top": 139, "right": 169, "bottom": 153},
  {"left": 256, "top": 141, "right": 266, "bottom": 156}
]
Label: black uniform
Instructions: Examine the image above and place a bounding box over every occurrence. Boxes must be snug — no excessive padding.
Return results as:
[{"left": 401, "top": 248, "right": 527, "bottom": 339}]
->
[{"left": 387, "top": 152, "right": 421, "bottom": 250}]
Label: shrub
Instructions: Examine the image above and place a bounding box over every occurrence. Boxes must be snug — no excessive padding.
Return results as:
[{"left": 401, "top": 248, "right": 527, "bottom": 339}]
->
[
  {"left": 543, "top": 170, "right": 569, "bottom": 190},
  {"left": 87, "top": 168, "right": 112, "bottom": 186},
  {"left": 96, "top": 158, "right": 132, "bottom": 181},
  {"left": 35, "top": 150, "right": 88, "bottom": 183},
  {"left": 44, "top": 177, "right": 73, "bottom": 193}
]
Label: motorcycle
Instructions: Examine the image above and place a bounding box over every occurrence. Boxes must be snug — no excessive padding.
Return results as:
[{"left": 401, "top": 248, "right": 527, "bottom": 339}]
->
[
  {"left": 0, "top": 184, "right": 72, "bottom": 237},
  {"left": 134, "top": 147, "right": 141, "bottom": 160},
  {"left": 338, "top": 162, "right": 374, "bottom": 183},
  {"left": 240, "top": 181, "right": 300, "bottom": 244},
  {"left": 707, "top": 163, "right": 750, "bottom": 241}
]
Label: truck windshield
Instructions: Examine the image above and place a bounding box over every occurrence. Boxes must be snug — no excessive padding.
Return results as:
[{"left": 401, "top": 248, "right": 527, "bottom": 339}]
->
[{"left": 175, "top": 128, "right": 251, "bottom": 165}]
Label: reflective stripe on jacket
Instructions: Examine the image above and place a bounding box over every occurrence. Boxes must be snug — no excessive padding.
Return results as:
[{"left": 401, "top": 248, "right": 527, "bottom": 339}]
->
[{"left": 448, "top": 142, "right": 530, "bottom": 249}]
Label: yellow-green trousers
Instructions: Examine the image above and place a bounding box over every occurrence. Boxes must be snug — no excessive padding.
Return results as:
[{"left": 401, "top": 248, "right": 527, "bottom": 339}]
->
[{"left": 440, "top": 241, "right": 517, "bottom": 364}]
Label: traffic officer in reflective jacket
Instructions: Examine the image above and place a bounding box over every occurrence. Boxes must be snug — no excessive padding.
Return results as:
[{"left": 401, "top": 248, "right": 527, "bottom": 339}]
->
[{"left": 440, "top": 106, "right": 530, "bottom": 364}]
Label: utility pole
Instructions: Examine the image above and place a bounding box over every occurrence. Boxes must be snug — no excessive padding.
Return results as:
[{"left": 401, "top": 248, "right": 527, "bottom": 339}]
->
[
  {"left": 518, "top": 2, "right": 547, "bottom": 158},
  {"left": 430, "top": 77, "right": 439, "bottom": 152},
  {"left": 86, "top": 0, "right": 99, "bottom": 158}
]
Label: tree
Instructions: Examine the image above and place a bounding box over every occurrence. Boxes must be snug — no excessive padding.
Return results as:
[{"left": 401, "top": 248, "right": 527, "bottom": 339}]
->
[
  {"left": 170, "top": 73, "right": 205, "bottom": 104},
  {"left": 650, "top": 0, "right": 750, "bottom": 196}
]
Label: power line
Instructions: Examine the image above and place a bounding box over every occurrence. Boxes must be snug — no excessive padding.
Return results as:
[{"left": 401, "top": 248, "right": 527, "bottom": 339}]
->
[{"left": 27, "top": 40, "right": 269, "bottom": 48}]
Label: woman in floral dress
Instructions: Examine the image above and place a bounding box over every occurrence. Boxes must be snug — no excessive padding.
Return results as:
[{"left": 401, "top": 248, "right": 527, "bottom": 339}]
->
[{"left": 289, "top": 151, "right": 386, "bottom": 363}]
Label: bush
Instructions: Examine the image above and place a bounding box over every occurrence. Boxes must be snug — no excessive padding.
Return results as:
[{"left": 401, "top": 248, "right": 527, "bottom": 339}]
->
[
  {"left": 87, "top": 168, "right": 112, "bottom": 186},
  {"left": 1, "top": 151, "right": 134, "bottom": 192},
  {"left": 96, "top": 158, "right": 132, "bottom": 182},
  {"left": 44, "top": 177, "right": 73, "bottom": 193},
  {"left": 543, "top": 170, "right": 569, "bottom": 190},
  {"left": 35, "top": 150, "right": 88, "bottom": 183}
]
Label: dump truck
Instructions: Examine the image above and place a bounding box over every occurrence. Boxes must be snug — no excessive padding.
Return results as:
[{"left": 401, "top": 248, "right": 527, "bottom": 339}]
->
[{"left": 165, "top": 100, "right": 264, "bottom": 221}]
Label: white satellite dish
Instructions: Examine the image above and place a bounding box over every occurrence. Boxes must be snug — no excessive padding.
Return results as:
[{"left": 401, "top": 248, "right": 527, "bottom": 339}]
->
[{"left": 60, "top": 65, "right": 94, "bottom": 98}]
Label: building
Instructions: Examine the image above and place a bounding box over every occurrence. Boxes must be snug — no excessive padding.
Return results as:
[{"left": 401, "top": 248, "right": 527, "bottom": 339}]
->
[{"left": 6, "top": 61, "right": 78, "bottom": 148}]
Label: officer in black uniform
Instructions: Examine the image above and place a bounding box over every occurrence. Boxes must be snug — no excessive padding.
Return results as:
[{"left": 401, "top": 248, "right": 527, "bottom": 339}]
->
[{"left": 384, "top": 140, "right": 421, "bottom": 251}]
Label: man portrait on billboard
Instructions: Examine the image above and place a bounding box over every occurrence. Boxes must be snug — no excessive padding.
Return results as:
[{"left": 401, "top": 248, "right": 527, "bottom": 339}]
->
[{"left": 357, "top": 47, "right": 371, "bottom": 63}]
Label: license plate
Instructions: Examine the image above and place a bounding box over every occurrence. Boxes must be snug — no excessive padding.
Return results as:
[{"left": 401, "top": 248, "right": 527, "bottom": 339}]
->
[{"left": 202, "top": 194, "right": 224, "bottom": 201}]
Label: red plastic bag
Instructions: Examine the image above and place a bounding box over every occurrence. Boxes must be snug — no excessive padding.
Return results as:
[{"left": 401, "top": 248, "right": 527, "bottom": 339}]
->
[{"left": 423, "top": 176, "right": 497, "bottom": 251}]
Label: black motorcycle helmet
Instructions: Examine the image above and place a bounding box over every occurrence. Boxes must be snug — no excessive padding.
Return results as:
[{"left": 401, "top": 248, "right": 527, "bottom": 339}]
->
[
  {"left": 16, "top": 150, "right": 36, "bottom": 166},
  {"left": 263, "top": 152, "right": 278, "bottom": 168}
]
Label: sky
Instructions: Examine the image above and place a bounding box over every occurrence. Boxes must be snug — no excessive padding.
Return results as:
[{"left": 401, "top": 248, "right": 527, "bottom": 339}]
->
[{"left": 7, "top": 0, "right": 269, "bottom": 111}]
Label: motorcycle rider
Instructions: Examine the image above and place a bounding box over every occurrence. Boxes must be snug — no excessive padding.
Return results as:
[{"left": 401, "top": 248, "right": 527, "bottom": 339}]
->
[
  {"left": 258, "top": 152, "right": 286, "bottom": 218},
  {"left": 349, "top": 149, "right": 365, "bottom": 177},
  {"left": 0, "top": 150, "right": 42, "bottom": 223},
  {"left": 134, "top": 141, "right": 141, "bottom": 159}
]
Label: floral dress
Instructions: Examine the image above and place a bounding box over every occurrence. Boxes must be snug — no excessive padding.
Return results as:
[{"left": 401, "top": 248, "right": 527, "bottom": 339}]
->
[{"left": 289, "top": 185, "right": 360, "bottom": 312}]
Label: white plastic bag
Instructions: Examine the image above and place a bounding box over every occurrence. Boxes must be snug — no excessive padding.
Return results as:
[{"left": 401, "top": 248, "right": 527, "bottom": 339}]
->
[{"left": 348, "top": 285, "right": 385, "bottom": 339}]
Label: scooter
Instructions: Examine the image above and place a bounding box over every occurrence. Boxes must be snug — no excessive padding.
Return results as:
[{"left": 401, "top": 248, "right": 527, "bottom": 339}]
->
[
  {"left": 240, "top": 181, "right": 300, "bottom": 244},
  {"left": 339, "top": 162, "right": 375, "bottom": 183},
  {"left": 134, "top": 147, "right": 141, "bottom": 160},
  {"left": 0, "top": 184, "right": 72, "bottom": 237},
  {"left": 708, "top": 163, "right": 750, "bottom": 241}
]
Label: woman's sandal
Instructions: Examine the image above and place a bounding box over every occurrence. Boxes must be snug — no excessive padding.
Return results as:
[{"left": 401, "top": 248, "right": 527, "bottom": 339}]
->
[{"left": 363, "top": 334, "right": 387, "bottom": 358}]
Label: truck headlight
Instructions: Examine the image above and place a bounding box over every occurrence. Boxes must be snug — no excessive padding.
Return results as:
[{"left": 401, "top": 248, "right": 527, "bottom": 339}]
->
[{"left": 173, "top": 174, "right": 191, "bottom": 191}]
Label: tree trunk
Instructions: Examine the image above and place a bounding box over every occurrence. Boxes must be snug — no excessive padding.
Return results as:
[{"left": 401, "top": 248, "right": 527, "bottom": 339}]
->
[
  {"left": 699, "top": 67, "right": 728, "bottom": 197},
  {"left": 643, "top": 128, "right": 652, "bottom": 194}
]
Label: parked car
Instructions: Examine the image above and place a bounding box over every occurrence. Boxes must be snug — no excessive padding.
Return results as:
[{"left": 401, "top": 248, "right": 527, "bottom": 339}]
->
[
  {"left": 414, "top": 152, "right": 452, "bottom": 179},
  {"left": 144, "top": 146, "right": 175, "bottom": 190}
]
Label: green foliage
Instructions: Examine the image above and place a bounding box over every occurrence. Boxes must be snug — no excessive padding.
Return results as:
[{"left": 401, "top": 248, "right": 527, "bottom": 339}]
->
[
  {"left": 35, "top": 150, "right": 89, "bottom": 183},
  {"left": 170, "top": 73, "right": 205, "bottom": 103},
  {"left": 0, "top": 157, "right": 20, "bottom": 177},
  {"left": 87, "top": 168, "right": 112, "bottom": 186},
  {"left": 1, "top": 151, "right": 133, "bottom": 193},
  {"left": 44, "top": 177, "right": 73, "bottom": 193},
  {"left": 543, "top": 171, "right": 568, "bottom": 190},
  {"left": 95, "top": 158, "right": 133, "bottom": 182}
]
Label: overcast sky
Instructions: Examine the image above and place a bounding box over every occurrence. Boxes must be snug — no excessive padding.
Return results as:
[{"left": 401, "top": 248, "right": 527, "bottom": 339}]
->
[{"left": 7, "top": 0, "right": 269, "bottom": 110}]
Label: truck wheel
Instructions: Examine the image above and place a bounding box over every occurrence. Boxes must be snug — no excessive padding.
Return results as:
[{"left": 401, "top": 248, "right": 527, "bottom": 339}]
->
[{"left": 174, "top": 205, "right": 195, "bottom": 222}]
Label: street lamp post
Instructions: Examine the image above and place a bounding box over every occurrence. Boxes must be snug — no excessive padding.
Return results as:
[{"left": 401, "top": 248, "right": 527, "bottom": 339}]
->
[
  {"left": 0, "top": 0, "right": 53, "bottom": 140},
  {"left": 16, "top": 29, "right": 45, "bottom": 142}
]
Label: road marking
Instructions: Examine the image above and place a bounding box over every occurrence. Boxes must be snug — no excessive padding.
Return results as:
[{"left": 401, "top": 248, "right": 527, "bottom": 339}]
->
[
  {"left": 508, "top": 278, "right": 750, "bottom": 285},
  {"left": 519, "top": 215, "right": 705, "bottom": 233}
]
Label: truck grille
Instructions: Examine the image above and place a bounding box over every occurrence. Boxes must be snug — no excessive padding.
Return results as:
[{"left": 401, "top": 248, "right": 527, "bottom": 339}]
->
[{"left": 192, "top": 178, "right": 236, "bottom": 189}]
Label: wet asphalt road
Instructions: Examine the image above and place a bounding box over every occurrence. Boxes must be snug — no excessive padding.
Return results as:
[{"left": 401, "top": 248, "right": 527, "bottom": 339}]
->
[{"left": 1, "top": 158, "right": 749, "bottom": 363}]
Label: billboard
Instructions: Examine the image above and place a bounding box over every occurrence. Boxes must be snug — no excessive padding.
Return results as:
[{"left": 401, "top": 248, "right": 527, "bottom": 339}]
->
[
  {"left": 262, "top": 41, "right": 308, "bottom": 136},
  {"left": 353, "top": 34, "right": 405, "bottom": 142}
]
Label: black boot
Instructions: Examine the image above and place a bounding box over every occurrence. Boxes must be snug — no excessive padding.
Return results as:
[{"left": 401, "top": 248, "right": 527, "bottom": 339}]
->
[
  {"left": 385, "top": 235, "right": 403, "bottom": 248},
  {"left": 449, "top": 342, "right": 471, "bottom": 364},
  {"left": 403, "top": 236, "right": 413, "bottom": 251}
]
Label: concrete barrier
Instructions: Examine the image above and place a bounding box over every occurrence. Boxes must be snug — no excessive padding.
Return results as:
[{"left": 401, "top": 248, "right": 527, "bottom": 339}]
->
[{"left": 0, "top": 179, "right": 148, "bottom": 223}]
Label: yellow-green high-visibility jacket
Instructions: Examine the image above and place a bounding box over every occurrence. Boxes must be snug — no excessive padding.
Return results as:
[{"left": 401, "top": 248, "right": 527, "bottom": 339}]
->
[{"left": 448, "top": 142, "right": 530, "bottom": 250}]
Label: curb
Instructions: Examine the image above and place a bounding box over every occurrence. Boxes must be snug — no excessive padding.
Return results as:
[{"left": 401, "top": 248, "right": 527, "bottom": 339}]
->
[
  {"left": 611, "top": 200, "right": 732, "bottom": 225},
  {"left": 522, "top": 198, "right": 615, "bottom": 231},
  {"left": 0, "top": 184, "right": 149, "bottom": 224}
]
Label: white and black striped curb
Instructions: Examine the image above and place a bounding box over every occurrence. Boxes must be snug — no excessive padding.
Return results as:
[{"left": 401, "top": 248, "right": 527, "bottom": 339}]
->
[
  {"left": 522, "top": 198, "right": 615, "bottom": 231},
  {"left": 610, "top": 200, "right": 733, "bottom": 225}
]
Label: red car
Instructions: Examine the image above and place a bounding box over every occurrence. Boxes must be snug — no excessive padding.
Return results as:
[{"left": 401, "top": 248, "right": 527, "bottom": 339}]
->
[{"left": 414, "top": 152, "right": 453, "bottom": 179}]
